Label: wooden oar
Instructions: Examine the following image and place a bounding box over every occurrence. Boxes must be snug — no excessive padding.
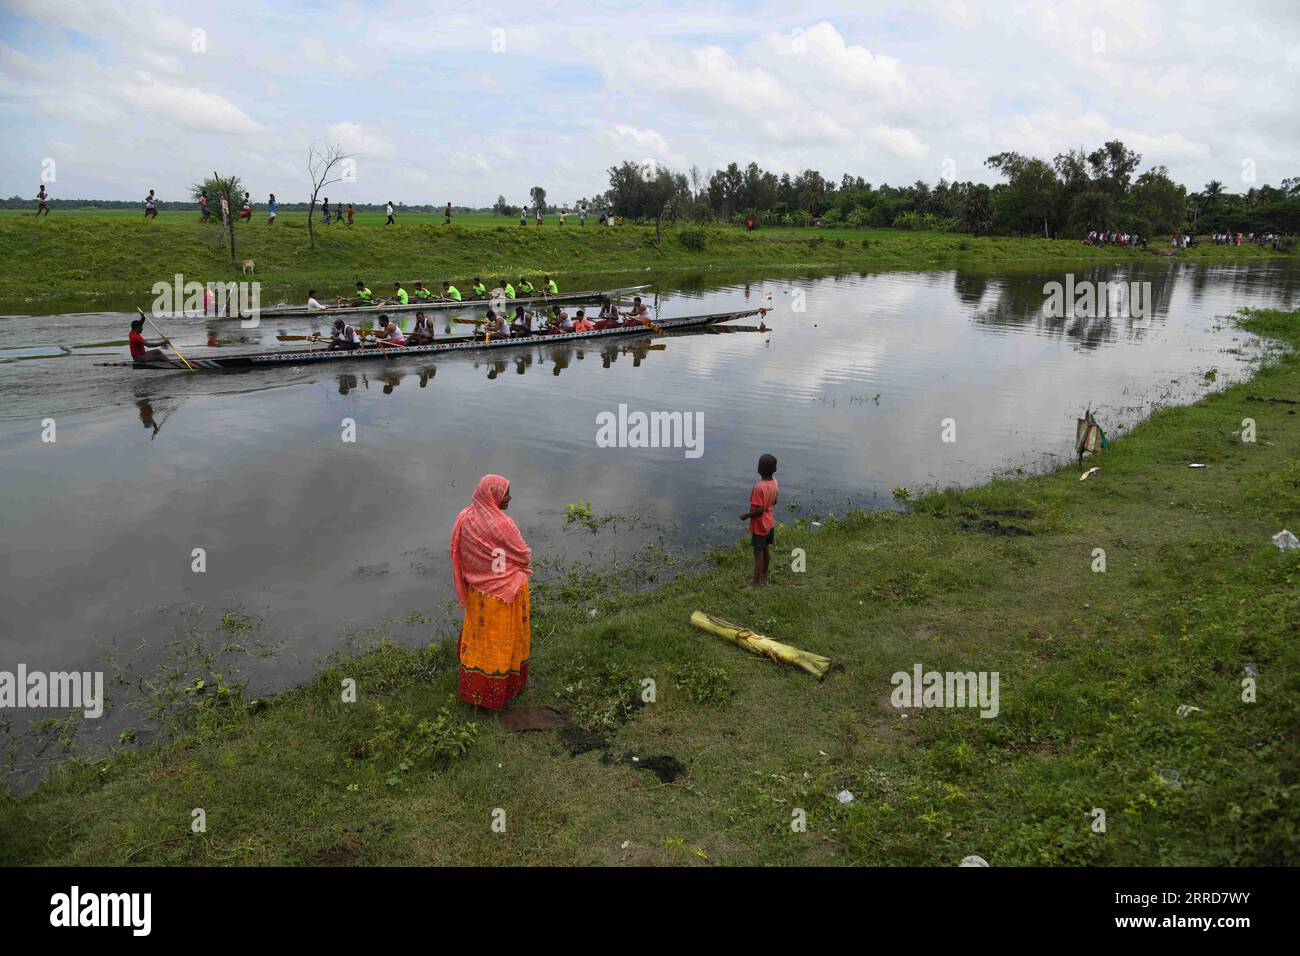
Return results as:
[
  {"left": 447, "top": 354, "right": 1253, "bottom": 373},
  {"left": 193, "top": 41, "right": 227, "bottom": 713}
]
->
[
  {"left": 136, "top": 307, "right": 193, "bottom": 369},
  {"left": 622, "top": 311, "right": 665, "bottom": 334}
]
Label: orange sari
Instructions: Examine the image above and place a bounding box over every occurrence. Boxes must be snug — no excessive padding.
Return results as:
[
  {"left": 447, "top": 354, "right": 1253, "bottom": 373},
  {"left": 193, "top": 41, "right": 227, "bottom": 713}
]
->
[
  {"left": 450, "top": 475, "right": 533, "bottom": 710},
  {"left": 457, "top": 584, "right": 530, "bottom": 710}
]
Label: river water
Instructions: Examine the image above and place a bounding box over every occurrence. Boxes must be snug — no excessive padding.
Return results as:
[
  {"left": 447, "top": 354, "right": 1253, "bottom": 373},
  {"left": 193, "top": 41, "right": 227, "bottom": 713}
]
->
[{"left": 1, "top": 259, "right": 1296, "bottom": 772}]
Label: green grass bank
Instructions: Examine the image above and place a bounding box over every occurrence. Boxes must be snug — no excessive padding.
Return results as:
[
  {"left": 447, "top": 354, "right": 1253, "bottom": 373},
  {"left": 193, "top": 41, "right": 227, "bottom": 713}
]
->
[
  {"left": 2, "top": 308, "right": 1297, "bottom": 866},
  {"left": 3, "top": 213, "right": 1291, "bottom": 314}
]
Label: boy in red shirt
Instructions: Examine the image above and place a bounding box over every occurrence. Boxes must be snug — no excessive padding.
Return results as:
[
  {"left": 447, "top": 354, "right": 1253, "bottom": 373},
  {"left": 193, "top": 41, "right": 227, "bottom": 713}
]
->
[{"left": 739, "top": 453, "right": 778, "bottom": 587}]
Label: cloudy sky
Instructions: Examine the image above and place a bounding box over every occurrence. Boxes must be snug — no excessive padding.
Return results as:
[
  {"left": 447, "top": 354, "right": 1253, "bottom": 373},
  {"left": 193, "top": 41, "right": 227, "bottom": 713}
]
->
[{"left": 1, "top": 0, "right": 1297, "bottom": 206}]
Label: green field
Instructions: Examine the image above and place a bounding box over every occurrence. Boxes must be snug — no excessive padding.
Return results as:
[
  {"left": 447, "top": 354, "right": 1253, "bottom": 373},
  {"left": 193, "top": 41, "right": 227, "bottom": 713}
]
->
[
  {"left": 3, "top": 306, "right": 1296, "bottom": 866},
  {"left": 2, "top": 210, "right": 1290, "bottom": 314},
  {"left": 1, "top": 208, "right": 509, "bottom": 226}
]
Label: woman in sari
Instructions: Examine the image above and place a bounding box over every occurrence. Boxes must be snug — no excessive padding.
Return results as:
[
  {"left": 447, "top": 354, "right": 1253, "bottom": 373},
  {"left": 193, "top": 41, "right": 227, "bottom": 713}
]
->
[{"left": 449, "top": 475, "right": 532, "bottom": 710}]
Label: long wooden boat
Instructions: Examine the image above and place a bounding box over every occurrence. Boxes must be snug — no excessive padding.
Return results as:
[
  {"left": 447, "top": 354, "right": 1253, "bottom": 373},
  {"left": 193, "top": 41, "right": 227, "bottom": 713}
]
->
[
  {"left": 98, "top": 309, "right": 765, "bottom": 371},
  {"left": 184, "top": 284, "right": 652, "bottom": 321}
]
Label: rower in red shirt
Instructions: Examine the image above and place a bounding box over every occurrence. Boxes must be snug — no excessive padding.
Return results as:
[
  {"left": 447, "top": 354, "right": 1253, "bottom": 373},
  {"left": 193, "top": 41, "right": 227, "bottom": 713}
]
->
[{"left": 128, "top": 318, "right": 170, "bottom": 362}]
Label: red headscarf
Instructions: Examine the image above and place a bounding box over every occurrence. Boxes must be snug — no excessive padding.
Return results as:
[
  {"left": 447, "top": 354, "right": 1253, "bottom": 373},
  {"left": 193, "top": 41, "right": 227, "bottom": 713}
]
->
[{"left": 449, "top": 474, "right": 532, "bottom": 606}]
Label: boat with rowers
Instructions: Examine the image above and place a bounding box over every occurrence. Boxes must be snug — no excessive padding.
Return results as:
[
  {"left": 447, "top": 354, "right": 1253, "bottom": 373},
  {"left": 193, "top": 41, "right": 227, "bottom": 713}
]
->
[
  {"left": 98, "top": 308, "right": 768, "bottom": 371},
  {"left": 178, "top": 283, "right": 652, "bottom": 320}
]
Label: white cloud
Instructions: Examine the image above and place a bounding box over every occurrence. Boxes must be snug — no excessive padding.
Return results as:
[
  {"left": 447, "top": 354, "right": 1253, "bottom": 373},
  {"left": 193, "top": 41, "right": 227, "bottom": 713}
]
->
[
  {"left": 864, "top": 125, "right": 929, "bottom": 159},
  {"left": 138, "top": 51, "right": 182, "bottom": 74},
  {"left": 325, "top": 121, "right": 396, "bottom": 159},
  {"left": 119, "top": 82, "right": 261, "bottom": 133},
  {"left": 601, "top": 125, "right": 685, "bottom": 165},
  {"left": 0, "top": 0, "right": 1296, "bottom": 202},
  {"left": 760, "top": 22, "right": 906, "bottom": 98}
]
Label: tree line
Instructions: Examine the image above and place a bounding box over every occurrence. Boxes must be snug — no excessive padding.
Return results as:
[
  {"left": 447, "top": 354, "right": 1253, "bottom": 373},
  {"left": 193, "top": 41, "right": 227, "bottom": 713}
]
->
[
  {"left": 11, "top": 136, "right": 1299, "bottom": 238},
  {"left": 578, "top": 141, "right": 1300, "bottom": 238}
]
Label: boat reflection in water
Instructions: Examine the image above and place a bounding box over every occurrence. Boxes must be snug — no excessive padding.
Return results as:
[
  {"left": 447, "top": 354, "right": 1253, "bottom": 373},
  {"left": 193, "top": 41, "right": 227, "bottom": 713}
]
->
[{"left": 336, "top": 324, "right": 773, "bottom": 387}]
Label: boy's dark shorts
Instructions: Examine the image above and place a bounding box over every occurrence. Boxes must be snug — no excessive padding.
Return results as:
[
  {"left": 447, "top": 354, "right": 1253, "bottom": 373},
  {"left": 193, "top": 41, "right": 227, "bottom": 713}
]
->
[{"left": 751, "top": 530, "right": 775, "bottom": 550}]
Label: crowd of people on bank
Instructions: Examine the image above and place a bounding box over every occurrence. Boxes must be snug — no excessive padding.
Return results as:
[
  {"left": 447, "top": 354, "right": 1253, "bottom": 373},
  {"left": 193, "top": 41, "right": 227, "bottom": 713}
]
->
[{"left": 1083, "top": 230, "right": 1148, "bottom": 249}]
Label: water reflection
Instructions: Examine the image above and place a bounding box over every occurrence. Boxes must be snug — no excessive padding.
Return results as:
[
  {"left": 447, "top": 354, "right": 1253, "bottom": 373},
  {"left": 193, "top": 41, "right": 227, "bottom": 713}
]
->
[{"left": 1, "top": 262, "right": 1297, "bottom": 711}]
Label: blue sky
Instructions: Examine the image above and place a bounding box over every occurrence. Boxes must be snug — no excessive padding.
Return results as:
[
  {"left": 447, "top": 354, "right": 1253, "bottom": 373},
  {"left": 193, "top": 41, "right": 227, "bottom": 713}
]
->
[{"left": 1, "top": 0, "right": 1297, "bottom": 205}]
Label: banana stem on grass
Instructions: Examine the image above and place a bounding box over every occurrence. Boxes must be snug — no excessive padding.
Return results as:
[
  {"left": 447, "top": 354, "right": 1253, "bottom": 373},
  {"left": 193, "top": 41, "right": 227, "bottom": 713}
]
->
[{"left": 689, "top": 611, "right": 831, "bottom": 679}]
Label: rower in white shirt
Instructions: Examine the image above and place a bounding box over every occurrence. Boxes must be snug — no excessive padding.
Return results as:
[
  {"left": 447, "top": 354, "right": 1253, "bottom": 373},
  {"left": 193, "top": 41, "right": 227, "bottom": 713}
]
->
[
  {"left": 307, "top": 289, "right": 327, "bottom": 311},
  {"left": 511, "top": 306, "right": 532, "bottom": 335},
  {"left": 329, "top": 318, "right": 360, "bottom": 350}
]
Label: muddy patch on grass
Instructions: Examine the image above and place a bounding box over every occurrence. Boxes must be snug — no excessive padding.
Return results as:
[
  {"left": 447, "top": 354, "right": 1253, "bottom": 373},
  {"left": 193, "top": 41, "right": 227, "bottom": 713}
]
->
[
  {"left": 554, "top": 728, "right": 687, "bottom": 783},
  {"left": 304, "top": 820, "right": 394, "bottom": 866},
  {"left": 558, "top": 727, "right": 610, "bottom": 757},
  {"left": 959, "top": 517, "right": 1034, "bottom": 537},
  {"left": 633, "top": 754, "right": 686, "bottom": 784},
  {"left": 952, "top": 504, "right": 1036, "bottom": 537}
]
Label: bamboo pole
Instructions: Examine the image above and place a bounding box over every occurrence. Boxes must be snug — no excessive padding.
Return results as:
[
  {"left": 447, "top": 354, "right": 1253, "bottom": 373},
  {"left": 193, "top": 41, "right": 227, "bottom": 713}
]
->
[{"left": 689, "top": 611, "right": 831, "bottom": 679}]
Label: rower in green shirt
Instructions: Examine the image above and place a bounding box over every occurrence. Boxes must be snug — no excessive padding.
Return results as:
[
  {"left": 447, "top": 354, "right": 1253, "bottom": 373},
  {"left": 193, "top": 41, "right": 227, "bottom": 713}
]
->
[
  {"left": 391, "top": 282, "right": 409, "bottom": 305},
  {"left": 472, "top": 277, "right": 487, "bottom": 298},
  {"left": 413, "top": 281, "right": 433, "bottom": 300},
  {"left": 518, "top": 276, "right": 535, "bottom": 295},
  {"left": 502, "top": 279, "right": 516, "bottom": 299},
  {"left": 545, "top": 275, "right": 558, "bottom": 295},
  {"left": 354, "top": 281, "right": 372, "bottom": 303},
  {"left": 441, "top": 281, "right": 462, "bottom": 301}
]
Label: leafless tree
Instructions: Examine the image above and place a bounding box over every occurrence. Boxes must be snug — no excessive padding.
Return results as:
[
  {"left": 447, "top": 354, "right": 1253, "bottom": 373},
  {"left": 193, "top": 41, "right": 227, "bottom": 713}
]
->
[
  {"left": 210, "top": 170, "right": 240, "bottom": 268},
  {"left": 307, "top": 143, "right": 351, "bottom": 249},
  {"left": 688, "top": 165, "right": 704, "bottom": 202}
]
